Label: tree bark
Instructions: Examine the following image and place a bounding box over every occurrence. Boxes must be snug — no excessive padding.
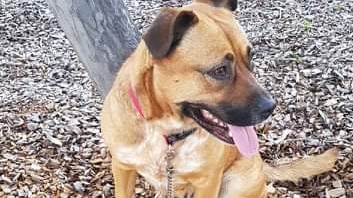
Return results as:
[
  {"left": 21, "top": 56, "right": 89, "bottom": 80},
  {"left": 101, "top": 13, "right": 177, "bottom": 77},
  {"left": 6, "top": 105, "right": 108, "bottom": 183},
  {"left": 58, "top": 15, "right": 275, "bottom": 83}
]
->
[{"left": 46, "top": 0, "right": 140, "bottom": 97}]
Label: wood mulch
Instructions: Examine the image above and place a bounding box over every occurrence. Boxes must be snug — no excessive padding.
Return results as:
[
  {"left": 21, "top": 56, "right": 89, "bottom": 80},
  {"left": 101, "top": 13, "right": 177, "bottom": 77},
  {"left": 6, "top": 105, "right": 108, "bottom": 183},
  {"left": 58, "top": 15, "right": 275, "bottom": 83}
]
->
[{"left": 0, "top": 0, "right": 352, "bottom": 197}]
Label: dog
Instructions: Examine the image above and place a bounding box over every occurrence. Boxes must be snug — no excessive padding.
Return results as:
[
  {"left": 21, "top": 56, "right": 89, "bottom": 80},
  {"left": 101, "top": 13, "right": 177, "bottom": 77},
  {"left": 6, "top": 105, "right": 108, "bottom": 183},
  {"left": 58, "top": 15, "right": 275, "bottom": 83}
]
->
[{"left": 100, "top": 0, "right": 338, "bottom": 197}]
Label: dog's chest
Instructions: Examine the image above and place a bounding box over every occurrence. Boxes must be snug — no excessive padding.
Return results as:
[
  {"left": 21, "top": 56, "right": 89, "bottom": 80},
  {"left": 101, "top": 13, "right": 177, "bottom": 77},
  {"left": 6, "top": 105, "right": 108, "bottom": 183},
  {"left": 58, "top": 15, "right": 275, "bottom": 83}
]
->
[{"left": 115, "top": 130, "right": 207, "bottom": 193}]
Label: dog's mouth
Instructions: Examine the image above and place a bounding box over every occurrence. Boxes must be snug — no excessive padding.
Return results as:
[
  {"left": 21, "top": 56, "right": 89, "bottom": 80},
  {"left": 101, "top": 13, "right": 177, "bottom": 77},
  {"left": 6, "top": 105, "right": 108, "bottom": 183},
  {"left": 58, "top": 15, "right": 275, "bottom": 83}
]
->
[
  {"left": 187, "top": 107, "right": 233, "bottom": 144},
  {"left": 182, "top": 104, "right": 259, "bottom": 158}
]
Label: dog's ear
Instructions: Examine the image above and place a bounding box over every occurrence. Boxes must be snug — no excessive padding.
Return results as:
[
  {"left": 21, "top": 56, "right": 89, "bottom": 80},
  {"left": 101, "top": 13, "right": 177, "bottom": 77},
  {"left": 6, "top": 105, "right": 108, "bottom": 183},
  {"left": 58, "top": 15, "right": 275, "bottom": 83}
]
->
[
  {"left": 195, "top": 0, "right": 237, "bottom": 11},
  {"left": 143, "top": 8, "right": 198, "bottom": 58}
]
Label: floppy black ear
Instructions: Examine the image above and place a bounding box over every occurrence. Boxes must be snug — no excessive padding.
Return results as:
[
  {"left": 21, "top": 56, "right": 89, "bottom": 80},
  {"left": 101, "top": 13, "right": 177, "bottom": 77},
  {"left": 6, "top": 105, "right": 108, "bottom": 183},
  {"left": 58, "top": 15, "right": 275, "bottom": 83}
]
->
[
  {"left": 143, "top": 8, "right": 198, "bottom": 58},
  {"left": 195, "top": 0, "right": 237, "bottom": 11}
]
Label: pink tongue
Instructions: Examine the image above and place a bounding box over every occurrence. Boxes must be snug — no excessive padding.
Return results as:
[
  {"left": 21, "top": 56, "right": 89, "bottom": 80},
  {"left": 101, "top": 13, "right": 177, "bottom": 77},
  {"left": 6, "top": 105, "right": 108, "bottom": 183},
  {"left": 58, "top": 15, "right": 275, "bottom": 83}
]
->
[{"left": 228, "top": 125, "right": 259, "bottom": 158}]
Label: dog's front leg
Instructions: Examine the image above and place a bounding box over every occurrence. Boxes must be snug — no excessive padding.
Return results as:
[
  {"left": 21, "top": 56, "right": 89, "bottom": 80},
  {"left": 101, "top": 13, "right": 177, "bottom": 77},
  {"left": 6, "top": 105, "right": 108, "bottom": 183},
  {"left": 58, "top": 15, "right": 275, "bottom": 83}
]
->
[
  {"left": 193, "top": 174, "right": 222, "bottom": 198},
  {"left": 112, "top": 159, "right": 137, "bottom": 198}
]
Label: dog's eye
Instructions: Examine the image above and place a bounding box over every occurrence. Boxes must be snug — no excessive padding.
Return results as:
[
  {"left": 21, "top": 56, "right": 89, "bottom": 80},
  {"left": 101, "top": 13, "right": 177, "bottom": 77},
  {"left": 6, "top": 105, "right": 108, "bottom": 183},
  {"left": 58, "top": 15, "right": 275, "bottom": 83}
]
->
[{"left": 208, "top": 65, "right": 231, "bottom": 81}]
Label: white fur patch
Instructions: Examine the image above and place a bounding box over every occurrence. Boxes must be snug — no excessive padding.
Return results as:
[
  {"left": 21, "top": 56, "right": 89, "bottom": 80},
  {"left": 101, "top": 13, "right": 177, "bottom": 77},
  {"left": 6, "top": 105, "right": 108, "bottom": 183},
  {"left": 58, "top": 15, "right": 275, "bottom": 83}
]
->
[{"left": 113, "top": 116, "right": 208, "bottom": 195}]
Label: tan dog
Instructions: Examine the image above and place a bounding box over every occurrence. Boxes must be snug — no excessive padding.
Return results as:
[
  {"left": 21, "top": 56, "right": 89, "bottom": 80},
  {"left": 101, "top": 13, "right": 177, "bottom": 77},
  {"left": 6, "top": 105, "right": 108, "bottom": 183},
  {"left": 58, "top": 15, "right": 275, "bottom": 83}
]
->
[{"left": 100, "top": 0, "right": 337, "bottom": 197}]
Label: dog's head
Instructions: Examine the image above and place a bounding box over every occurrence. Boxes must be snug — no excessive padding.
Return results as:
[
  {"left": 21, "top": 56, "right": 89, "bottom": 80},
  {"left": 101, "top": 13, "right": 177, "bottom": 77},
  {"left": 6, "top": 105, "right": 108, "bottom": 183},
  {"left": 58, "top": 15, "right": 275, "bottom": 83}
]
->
[{"left": 140, "top": 0, "right": 275, "bottom": 151}]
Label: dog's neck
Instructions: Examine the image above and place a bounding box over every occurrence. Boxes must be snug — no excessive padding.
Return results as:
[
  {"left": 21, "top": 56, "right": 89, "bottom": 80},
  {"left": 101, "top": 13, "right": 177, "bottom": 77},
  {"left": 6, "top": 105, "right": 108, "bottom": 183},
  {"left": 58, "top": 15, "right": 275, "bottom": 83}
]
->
[
  {"left": 127, "top": 83, "right": 196, "bottom": 145},
  {"left": 127, "top": 84, "right": 145, "bottom": 119}
]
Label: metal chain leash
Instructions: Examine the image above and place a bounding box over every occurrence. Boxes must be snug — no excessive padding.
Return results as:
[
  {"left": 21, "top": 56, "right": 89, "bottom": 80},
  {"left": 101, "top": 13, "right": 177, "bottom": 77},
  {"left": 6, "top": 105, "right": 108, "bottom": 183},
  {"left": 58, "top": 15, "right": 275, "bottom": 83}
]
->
[{"left": 165, "top": 145, "right": 176, "bottom": 198}]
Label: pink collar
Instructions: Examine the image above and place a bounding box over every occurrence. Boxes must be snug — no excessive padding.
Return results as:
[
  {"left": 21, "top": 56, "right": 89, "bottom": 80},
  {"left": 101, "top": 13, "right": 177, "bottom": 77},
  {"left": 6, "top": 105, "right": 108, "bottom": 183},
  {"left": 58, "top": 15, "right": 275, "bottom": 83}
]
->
[
  {"left": 127, "top": 84, "right": 145, "bottom": 119},
  {"left": 127, "top": 84, "right": 196, "bottom": 145}
]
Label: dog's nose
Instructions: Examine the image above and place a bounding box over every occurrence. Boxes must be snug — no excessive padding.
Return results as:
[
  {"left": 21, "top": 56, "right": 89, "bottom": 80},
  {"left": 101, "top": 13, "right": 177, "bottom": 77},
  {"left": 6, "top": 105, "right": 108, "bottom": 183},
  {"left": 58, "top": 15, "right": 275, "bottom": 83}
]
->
[{"left": 256, "top": 96, "right": 276, "bottom": 118}]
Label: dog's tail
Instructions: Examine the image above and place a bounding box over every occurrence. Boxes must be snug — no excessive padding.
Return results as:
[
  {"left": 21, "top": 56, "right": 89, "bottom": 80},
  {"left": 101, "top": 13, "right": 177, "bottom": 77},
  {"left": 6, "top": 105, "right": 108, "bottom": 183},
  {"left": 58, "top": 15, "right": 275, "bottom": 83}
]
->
[{"left": 263, "top": 148, "right": 338, "bottom": 182}]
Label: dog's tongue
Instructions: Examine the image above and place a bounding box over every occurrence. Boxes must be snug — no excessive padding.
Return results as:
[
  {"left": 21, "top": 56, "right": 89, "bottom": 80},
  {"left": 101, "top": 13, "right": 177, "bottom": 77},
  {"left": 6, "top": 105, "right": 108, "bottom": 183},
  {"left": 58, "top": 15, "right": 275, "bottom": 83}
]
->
[{"left": 228, "top": 125, "right": 259, "bottom": 158}]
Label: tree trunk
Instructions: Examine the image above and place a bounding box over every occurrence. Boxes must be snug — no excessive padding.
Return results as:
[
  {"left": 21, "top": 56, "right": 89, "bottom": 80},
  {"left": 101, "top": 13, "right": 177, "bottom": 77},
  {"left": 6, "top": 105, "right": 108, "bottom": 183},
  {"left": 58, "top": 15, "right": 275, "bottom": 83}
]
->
[{"left": 46, "top": 0, "right": 139, "bottom": 97}]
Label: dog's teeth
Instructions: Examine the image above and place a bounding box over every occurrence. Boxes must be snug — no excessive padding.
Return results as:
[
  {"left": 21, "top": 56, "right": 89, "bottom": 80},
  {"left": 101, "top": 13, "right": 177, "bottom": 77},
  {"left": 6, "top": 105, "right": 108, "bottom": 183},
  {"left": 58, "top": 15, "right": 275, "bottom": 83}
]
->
[
  {"left": 228, "top": 131, "right": 232, "bottom": 137},
  {"left": 219, "top": 121, "right": 224, "bottom": 126},
  {"left": 207, "top": 113, "right": 213, "bottom": 119},
  {"left": 201, "top": 109, "right": 212, "bottom": 118},
  {"left": 201, "top": 109, "right": 208, "bottom": 117}
]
